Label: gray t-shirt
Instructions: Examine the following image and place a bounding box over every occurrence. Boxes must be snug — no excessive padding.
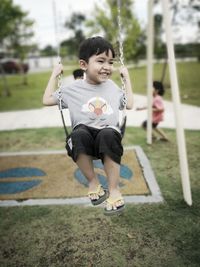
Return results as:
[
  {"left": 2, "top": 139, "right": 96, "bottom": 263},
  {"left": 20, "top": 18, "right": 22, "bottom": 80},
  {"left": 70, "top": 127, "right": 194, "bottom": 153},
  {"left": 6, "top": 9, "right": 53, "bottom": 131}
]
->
[{"left": 53, "top": 79, "right": 125, "bottom": 132}]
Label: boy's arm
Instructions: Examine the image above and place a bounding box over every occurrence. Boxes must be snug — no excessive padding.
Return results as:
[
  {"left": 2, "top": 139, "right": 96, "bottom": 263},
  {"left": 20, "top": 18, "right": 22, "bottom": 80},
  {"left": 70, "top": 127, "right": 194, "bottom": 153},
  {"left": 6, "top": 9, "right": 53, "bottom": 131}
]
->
[
  {"left": 43, "top": 64, "right": 63, "bottom": 106},
  {"left": 119, "top": 66, "right": 134, "bottom": 109}
]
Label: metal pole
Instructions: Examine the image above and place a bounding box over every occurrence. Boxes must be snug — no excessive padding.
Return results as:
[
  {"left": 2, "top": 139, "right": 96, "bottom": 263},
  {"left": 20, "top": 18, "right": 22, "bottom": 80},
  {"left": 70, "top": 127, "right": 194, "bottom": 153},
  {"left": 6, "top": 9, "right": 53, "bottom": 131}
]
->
[
  {"left": 52, "top": 0, "right": 60, "bottom": 61},
  {"left": 146, "top": 0, "right": 154, "bottom": 145},
  {"left": 161, "top": 0, "right": 192, "bottom": 206}
]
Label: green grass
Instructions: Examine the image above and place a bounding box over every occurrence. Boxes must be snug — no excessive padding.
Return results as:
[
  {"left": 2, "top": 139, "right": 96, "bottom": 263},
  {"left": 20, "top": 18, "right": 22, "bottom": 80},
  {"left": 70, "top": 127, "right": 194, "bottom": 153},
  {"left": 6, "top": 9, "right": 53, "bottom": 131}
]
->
[
  {"left": 0, "top": 60, "right": 199, "bottom": 266},
  {"left": 0, "top": 61, "right": 199, "bottom": 112},
  {"left": 0, "top": 69, "right": 72, "bottom": 111},
  {"left": 0, "top": 127, "right": 199, "bottom": 266},
  {"left": 115, "top": 61, "right": 200, "bottom": 106}
]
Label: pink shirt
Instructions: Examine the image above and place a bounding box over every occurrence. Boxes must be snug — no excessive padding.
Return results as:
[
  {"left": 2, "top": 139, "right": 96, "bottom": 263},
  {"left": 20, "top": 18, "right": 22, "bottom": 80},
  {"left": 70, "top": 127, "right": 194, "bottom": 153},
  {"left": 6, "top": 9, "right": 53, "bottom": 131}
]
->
[{"left": 152, "top": 95, "right": 164, "bottom": 123}]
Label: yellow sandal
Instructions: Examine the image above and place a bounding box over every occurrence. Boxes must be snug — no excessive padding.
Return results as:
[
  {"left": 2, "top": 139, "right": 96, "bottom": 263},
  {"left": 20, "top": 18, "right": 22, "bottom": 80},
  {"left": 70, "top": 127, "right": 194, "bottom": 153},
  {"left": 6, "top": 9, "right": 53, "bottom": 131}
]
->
[
  {"left": 104, "top": 196, "right": 125, "bottom": 216},
  {"left": 87, "top": 184, "right": 108, "bottom": 206}
]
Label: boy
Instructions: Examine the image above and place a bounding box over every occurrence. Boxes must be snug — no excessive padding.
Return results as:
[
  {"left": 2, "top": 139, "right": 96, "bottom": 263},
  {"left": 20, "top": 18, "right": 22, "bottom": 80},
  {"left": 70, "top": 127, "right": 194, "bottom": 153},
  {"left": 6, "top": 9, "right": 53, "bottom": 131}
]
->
[
  {"left": 43, "top": 36, "right": 133, "bottom": 215},
  {"left": 137, "top": 81, "right": 169, "bottom": 141}
]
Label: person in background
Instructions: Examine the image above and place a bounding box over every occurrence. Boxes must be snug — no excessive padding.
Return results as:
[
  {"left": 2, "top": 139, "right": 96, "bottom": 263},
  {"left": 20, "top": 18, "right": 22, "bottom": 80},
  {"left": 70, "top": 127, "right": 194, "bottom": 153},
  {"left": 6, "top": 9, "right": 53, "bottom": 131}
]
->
[
  {"left": 136, "top": 81, "right": 169, "bottom": 141},
  {"left": 73, "top": 68, "right": 84, "bottom": 80}
]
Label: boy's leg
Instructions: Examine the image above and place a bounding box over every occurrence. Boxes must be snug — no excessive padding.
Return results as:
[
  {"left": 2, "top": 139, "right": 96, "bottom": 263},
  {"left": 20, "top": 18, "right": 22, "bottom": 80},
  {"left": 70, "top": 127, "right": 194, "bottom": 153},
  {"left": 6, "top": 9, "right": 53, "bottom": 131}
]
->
[
  {"left": 103, "top": 155, "right": 120, "bottom": 197},
  {"left": 76, "top": 153, "right": 99, "bottom": 197},
  {"left": 94, "top": 128, "right": 124, "bottom": 213},
  {"left": 103, "top": 155, "right": 124, "bottom": 208},
  {"left": 66, "top": 125, "right": 107, "bottom": 203},
  {"left": 103, "top": 155, "right": 124, "bottom": 214},
  {"left": 76, "top": 153, "right": 108, "bottom": 203}
]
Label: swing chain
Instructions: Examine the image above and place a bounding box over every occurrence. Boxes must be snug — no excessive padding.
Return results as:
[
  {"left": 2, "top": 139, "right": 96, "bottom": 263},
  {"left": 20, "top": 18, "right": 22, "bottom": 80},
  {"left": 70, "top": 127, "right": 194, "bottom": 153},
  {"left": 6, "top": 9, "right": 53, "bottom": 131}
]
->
[
  {"left": 117, "top": 0, "right": 127, "bottom": 136},
  {"left": 117, "top": 0, "right": 126, "bottom": 101},
  {"left": 56, "top": 55, "right": 63, "bottom": 111},
  {"left": 117, "top": 0, "right": 124, "bottom": 67},
  {"left": 57, "top": 74, "right": 63, "bottom": 111}
]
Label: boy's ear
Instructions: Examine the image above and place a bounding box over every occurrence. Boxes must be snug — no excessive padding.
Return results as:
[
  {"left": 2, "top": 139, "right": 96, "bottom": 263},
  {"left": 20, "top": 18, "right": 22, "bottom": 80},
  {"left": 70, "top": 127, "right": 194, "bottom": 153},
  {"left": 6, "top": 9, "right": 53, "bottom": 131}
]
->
[{"left": 79, "top": 60, "right": 87, "bottom": 71}]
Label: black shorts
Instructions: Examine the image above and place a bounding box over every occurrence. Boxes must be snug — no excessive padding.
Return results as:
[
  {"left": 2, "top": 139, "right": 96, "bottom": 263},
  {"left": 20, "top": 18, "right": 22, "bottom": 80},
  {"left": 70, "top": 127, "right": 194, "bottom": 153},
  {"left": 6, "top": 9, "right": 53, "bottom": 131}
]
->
[
  {"left": 65, "top": 124, "right": 123, "bottom": 164},
  {"left": 142, "top": 120, "right": 158, "bottom": 129}
]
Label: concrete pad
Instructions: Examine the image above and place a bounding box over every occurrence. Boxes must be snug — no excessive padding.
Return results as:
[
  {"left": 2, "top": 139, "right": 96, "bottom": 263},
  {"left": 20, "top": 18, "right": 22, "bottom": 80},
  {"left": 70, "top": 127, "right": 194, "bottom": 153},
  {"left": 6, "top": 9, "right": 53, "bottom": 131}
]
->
[{"left": 0, "top": 146, "right": 163, "bottom": 207}]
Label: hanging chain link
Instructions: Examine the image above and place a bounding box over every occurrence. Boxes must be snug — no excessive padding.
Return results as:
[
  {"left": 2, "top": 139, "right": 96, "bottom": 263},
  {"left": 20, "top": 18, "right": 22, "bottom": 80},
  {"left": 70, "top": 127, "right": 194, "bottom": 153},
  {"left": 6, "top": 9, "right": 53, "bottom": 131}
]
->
[
  {"left": 117, "top": 0, "right": 126, "bottom": 111},
  {"left": 117, "top": 0, "right": 124, "bottom": 67},
  {"left": 56, "top": 50, "right": 62, "bottom": 111},
  {"left": 57, "top": 74, "right": 62, "bottom": 110}
]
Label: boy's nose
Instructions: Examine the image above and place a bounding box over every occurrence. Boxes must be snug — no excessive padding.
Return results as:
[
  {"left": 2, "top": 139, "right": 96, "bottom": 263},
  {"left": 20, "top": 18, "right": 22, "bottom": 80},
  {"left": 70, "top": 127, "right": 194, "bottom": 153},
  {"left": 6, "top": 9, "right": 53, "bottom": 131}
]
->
[{"left": 103, "top": 62, "right": 111, "bottom": 70}]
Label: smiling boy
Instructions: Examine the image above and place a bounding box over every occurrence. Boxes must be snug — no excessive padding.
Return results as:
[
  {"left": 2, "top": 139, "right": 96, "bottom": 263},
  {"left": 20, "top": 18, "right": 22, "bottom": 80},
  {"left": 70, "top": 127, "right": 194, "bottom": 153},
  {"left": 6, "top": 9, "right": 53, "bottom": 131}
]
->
[{"left": 43, "top": 36, "right": 133, "bottom": 215}]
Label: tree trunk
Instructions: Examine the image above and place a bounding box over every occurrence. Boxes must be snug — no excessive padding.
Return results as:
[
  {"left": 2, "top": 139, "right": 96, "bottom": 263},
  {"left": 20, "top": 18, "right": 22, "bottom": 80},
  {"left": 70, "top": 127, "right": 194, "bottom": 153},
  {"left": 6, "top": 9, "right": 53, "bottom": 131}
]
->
[
  {"left": 19, "top": 61, "right": 28, "bottom": 85},
  {"left": 0, "top": 64, "right": 11, "bottom": 97}
]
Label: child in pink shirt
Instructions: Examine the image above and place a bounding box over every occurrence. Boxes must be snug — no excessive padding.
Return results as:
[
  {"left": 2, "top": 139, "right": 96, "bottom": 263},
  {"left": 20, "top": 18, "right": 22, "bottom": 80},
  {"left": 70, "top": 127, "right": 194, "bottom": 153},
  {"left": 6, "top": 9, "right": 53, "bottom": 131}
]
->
[{"left": 137, "top": 81, "right": 169, "bottom": 141}]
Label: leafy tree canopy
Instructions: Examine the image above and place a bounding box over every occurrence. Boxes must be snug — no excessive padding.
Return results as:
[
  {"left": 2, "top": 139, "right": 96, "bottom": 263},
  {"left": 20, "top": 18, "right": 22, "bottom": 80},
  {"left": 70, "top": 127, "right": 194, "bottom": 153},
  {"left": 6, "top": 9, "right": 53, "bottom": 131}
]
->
[
  {"left": 0, "top": 0, "right": 35, "bottom": 60},
  {"left": 85, "top": 0, "right": 143, "bottom": 61}
]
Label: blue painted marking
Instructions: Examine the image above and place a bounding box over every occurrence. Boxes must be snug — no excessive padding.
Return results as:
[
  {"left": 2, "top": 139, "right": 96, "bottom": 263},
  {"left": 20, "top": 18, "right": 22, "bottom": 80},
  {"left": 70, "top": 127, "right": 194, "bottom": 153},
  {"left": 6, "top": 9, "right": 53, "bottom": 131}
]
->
[
  {"left": 74, "top": 169, "right": 88, "bottom": 187},
  {"left": 120, "top": 164, "right": 133, "bottom": 179},
  {"left": 93, "top": 160, "right": 103, "bottom": 169},
  {"left": 0, "top": 167, "right": 46, "bottom": 179},
  {"left": 74, "top": 159, "right": 133, "bottom": 188},
  {"left": 0, "top": 167, "right": 46, "bottom": 195},
  {"left": 0, "top": 180, "right": 42, "bottom": 194}
]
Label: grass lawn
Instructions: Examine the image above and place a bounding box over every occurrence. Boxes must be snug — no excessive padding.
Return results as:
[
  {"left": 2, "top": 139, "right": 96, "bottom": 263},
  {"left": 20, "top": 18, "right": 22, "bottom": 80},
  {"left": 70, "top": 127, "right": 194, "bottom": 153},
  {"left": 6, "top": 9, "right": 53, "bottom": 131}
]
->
[
  {"left": 0, "top": 127, "right": 199, "bottom": 266},
  {"left": 0, "top": 61, "right": 200, "bottom": 112},
  {"left": 0, "top": 60, "right": 199, "bottom": 266}
]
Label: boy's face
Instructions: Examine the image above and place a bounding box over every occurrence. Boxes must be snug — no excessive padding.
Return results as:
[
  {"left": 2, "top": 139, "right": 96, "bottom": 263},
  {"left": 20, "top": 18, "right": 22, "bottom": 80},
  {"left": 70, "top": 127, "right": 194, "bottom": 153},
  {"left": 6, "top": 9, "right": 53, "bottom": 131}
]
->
[{"left": 80, "top": 50, "right": 114, "bottom": 84}]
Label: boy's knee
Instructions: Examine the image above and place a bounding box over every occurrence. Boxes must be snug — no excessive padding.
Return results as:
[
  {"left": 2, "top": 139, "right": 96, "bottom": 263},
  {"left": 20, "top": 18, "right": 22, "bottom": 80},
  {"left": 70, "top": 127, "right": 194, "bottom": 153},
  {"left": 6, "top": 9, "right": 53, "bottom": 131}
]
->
[
  {"left": 98, "top": 128, "right": 116, "bottom": 139},
  {"left": 96, "top": 128, "right": 122, "bottom": 148},
  {"left": 72, "top": 126, "right": 90, "bottom": 141}
]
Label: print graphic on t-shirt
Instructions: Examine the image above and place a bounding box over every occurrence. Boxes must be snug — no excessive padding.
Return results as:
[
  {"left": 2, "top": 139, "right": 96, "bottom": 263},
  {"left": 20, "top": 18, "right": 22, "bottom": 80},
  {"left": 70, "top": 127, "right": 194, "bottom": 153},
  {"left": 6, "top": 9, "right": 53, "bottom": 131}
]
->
[{"left": 81, "top": 97, "right": 113, "bottom": 121}]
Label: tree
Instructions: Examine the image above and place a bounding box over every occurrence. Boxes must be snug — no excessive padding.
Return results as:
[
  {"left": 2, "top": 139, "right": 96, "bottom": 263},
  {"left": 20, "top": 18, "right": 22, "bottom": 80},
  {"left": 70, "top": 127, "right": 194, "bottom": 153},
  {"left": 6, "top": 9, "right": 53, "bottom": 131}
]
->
[
  {"left": 61, "top": 13, "right": 86, "bottom": 57},
  {"left": 40, "top": 45, "right": 57, "bottom": 57},
  {"left": 0, "top": 0, "right": 35, "bottom": 90},
  {"left": 154, "top": 0, "right": 200, "bottom": 44},
  {"left": 85, "top": 0, "right": 143, "bottom": 61},
  {"left": 6, "top": 6, "right": 35, "bottom": 85},
  {"left": 0, "top": 0, "right": 23, "bottom": 41},
  {"left": 0, "top": 0, "right": 34, "bottom": 57}
]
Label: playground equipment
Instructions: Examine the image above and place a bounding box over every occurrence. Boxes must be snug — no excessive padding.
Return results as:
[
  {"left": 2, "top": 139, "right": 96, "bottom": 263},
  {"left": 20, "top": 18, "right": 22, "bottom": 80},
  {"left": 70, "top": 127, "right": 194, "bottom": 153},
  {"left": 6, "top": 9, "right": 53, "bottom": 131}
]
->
[
  {"left": 53, "top": 0, "right": 192, "bottom": 206},
  {"left": 146, "top": 0, "right": 192, "bottom": 206}
]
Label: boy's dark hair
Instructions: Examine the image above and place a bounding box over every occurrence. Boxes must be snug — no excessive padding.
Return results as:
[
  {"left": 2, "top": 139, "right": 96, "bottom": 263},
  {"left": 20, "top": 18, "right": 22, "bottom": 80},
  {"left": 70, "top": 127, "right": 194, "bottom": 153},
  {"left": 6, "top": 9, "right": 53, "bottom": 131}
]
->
[
  {"left": 79, "top": 36, "right": 115, "bottom": 62},
  {"left": 73, "top": 69, "right": 84, "bottom": 79},
  {"left": 153, "top": 81, "right": 165, "bottom": 96}
]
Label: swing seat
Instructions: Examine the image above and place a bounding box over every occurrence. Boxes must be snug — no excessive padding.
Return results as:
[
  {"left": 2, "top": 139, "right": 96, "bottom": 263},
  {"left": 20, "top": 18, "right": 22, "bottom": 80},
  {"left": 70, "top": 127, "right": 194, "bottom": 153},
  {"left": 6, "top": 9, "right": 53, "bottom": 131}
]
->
[{"left": 87, "top": 184, "right": 109, "bottom": 206}]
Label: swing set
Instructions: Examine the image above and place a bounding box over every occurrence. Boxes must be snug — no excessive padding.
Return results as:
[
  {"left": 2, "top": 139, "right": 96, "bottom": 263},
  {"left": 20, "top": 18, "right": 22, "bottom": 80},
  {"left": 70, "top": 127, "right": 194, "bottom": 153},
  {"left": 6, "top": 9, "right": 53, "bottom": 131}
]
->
[{"left": 53, "top": 0, "right": 192, "bottom": 206}]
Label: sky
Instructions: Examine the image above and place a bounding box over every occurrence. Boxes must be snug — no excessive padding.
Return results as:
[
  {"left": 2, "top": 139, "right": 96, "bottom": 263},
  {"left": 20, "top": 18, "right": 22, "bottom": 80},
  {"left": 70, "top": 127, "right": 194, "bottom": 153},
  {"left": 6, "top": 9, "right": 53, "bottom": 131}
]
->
[
  {"left": 13, "top": 0, "right": 148, "bottom": 48},
  {"left": 13, "top": 0, "right": 198, "bottom": 49}
]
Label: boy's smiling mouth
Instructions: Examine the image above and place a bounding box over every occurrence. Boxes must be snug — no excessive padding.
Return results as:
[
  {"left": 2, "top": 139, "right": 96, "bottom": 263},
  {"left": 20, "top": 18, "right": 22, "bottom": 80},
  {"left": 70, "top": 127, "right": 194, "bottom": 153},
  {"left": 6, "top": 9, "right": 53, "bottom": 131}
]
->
[{"left": 99, "top": 72, "right": 110, "bottom": 78}]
